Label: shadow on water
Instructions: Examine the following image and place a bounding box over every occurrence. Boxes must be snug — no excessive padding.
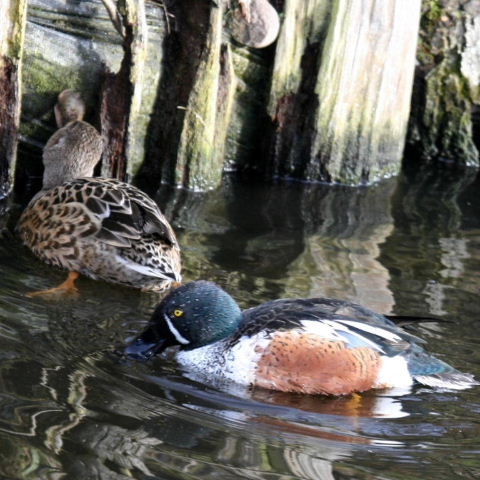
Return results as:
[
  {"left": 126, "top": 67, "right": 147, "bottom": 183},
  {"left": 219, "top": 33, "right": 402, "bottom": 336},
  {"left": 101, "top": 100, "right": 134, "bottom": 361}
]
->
[{"left": 0, "top": 165, "right": 479, "bottom": 479}]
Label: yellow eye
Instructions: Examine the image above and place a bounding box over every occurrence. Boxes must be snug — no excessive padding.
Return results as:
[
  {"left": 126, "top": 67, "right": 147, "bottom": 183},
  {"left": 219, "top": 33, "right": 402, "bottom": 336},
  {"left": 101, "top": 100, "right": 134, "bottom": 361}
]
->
[{"left": 173, "top": 309, "right": 184, "bottom": 317}]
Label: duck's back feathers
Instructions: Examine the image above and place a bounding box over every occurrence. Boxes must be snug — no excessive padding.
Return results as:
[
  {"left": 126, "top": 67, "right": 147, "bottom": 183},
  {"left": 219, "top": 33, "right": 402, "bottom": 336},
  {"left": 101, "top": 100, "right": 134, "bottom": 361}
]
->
[
  {"left": 238, "top": 297, "right": 420, "bottom": 354},
  {"left": 18, "top": 177, "right": 181, "bottom": 289},
  {"left": 75, "top": 178, "right": 178, "bottom": 249}
]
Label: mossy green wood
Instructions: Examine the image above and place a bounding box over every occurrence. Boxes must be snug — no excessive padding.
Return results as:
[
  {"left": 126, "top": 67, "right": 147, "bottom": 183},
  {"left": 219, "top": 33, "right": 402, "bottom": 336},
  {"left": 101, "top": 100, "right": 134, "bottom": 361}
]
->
[
  {"left": 20, "top": 0, "right": 164, "bottom": 179},
  {"left": 268, "top": 0, "right": 332, "bottom": 116},
  {"left": 408, "top": 1, "right": 480, "bottom": 166},
  {"left": 174, "top": 4, "right": 238, "bottom": 191},
  {"left": 20, "top": 0, "right": 477, "bottom": 191},
  {"left": 222, "top": 46, "right": 271, "bottom": 174},
  {"left": 99, "top": 0, "right": 149, "bottom": 180},
  {"left": 0, "top": 0, "right": 28, "bottom": 197},
  {"left": 266, "top": 0, "right": 332, "bottom": 182},
  {"left": 21, "top": 0, "right": 122, "bottom": 145},
  {"left": 0, "top": 0, "right": 27, "bottom": 60},
  {"left": 123, "top": 0, "right": 149, "bottom": 179}
]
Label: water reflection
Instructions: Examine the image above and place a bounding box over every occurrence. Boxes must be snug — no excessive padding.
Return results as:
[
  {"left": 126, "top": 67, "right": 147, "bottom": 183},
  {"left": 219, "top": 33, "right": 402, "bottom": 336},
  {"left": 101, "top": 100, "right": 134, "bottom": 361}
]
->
[
  {"left": 159, "top": 177, "right": 397, "bottom": 312},
  {"left": 383, "top": 166, "right": 480, "bottom": 319},
  {"left": 0, "top": 166, "right": 479, "bottom": 479}
]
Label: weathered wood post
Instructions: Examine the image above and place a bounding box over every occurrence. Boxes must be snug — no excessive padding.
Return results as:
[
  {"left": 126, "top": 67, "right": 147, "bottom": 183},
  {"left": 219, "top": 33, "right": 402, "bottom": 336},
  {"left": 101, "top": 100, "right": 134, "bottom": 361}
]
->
[
  {"left": 407, "top": 1, "right": 480, "bottom": 166},
  {"left": 0, "top": 0, "right": 28, "bottom": 197},
  {"left": 173, "top": 2, "right": 237, "bottom": 191},
  {"left": 268, "top": 0, "right": 422, "bottom": 185},
  {"left": 100, "top": 0, "right": 148, "bottom": 181},
  {"left": 20, "top": 0, "right": 462, "bottom": 192}
]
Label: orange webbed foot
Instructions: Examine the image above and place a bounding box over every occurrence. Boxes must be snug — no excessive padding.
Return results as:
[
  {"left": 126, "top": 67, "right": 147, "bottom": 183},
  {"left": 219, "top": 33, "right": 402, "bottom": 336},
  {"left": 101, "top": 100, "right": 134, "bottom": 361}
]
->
[{"left": 26, "top": 272, "right": 80, "bottom": 298}]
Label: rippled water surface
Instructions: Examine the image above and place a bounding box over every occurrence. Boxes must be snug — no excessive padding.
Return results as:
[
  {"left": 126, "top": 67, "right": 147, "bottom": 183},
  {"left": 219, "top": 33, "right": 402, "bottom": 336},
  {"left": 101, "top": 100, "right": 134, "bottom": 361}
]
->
[{"left": 0, "top": 166, "right": 479, "bottom": 479}]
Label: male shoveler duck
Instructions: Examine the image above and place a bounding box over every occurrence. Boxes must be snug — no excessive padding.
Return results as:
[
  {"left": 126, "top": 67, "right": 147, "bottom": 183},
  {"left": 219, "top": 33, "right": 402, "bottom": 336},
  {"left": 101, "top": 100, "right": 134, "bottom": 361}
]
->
[
  {"left": 17, "top": 89, "right": 181, "bottom": 295},
  {"left": 125, "top": 281, "right": 477, "bottom": 395}
]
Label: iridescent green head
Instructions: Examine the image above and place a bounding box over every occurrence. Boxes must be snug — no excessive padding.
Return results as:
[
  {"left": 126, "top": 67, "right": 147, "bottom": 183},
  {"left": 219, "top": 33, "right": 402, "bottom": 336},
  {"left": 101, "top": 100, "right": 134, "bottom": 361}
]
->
[{"left": 125, "top": 281, "right": 243, "bottom": 360}]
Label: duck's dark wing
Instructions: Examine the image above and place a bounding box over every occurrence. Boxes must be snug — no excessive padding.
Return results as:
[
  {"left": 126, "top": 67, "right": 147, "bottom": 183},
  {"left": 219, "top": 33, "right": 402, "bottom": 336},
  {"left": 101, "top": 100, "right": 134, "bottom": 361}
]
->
[
  {"left": 239, "top": 297, "right": 395, "bottom": 333},
  {"left": 237, "top": 297, "right": 423, "bottom": 356}
]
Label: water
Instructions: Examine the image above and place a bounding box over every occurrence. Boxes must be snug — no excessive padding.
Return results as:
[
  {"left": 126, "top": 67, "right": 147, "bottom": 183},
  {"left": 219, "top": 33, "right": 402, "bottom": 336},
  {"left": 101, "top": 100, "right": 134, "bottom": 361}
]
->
[{"left": 0, "top": 165, "right": 479, "bottom": 479}]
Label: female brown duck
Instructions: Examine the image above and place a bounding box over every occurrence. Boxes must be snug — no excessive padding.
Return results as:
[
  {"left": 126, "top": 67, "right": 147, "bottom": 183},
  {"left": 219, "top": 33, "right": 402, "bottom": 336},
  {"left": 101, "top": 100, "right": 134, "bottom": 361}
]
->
[{"left": 17, "top": 90, "right": 181, "bottom": 295}]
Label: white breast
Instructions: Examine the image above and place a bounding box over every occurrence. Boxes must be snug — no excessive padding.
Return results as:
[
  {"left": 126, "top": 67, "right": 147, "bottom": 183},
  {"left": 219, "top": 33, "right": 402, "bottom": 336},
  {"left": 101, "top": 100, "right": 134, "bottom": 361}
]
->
[{"left": 175, "top": 331, "right": 271, "bottom": 387}]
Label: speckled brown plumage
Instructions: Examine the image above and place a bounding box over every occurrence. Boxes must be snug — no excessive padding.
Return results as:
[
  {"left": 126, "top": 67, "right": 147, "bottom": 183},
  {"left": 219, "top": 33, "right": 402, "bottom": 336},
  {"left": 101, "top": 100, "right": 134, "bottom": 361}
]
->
[
  {"left": 18, "top": 178, "right": 181, "bottom": 291},
  {"left": 17, "top": 89, "right": 181, "bottom": 293}
]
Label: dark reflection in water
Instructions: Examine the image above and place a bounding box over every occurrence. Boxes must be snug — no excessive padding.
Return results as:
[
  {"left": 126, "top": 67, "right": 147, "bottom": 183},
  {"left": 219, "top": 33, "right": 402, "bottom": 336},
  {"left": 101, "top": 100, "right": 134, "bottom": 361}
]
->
[{"left": 0, "top": 165, "right": 479, "bottom": 479}]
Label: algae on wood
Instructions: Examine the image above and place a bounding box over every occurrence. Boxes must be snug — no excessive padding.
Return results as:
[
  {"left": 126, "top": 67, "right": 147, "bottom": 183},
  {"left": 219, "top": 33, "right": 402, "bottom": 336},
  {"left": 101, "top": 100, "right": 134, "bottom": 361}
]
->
[
  {"left": 18, "top": 0, "right": 275, "bottom": 192},
  {"left": 0, "top": 0, "right": 28, "bottom": 197},
  {"left": 21, "top": 0, "right": 123, "bottom": 147},
  {"left": 173, "top": 4, "right": 224, "bottom": 190},
  {"left": 17, "top": 0, "right": 478, "bottom": 194},
  {"left": 19, "top": 0, "right": 164, "bottom": 183},
  {"left": 142, "top": 0, "right": 245, "bottom": 192},
  {"left": 266, "top": 0, "right": 333, "bottom": 181},
  {"left": 173, "top": 4, "right": 240, "bottom": 191},
  {"left": 268, "top": 0, "right": 422, "bottom": 185},
  {"left": 407, "top": 1, "right": 480, "bottom": 166}
]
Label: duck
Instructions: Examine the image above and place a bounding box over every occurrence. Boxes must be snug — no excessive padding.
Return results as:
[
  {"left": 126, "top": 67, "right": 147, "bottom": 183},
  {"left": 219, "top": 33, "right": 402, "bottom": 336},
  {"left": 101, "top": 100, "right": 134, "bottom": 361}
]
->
[
  {"left": 17, "top": 89, "right": 181, "bottom": 295},
  {"left": 125, "top": 281, "right": 477, "bottom": 395}
]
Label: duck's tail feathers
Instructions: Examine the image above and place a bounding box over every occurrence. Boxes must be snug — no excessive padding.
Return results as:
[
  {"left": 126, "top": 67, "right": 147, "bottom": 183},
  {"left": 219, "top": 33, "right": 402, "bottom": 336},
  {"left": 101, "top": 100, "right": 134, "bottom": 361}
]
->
[
  {"left": 114, "top": 255, "right": 180, "bottom": 282},
  {"left": 414, "top": 372, "right": 479, "bottom": 390}
]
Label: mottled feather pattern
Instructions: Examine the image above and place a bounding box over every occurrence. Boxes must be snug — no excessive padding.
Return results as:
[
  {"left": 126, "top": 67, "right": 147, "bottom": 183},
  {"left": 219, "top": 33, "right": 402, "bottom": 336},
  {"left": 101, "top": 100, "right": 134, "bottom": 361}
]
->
[
  {"left": 18, "top": 199, "right": 100, "bottom": 270},
  {"left": 18, "top": 177, "right": 181, "bottom": 290}
]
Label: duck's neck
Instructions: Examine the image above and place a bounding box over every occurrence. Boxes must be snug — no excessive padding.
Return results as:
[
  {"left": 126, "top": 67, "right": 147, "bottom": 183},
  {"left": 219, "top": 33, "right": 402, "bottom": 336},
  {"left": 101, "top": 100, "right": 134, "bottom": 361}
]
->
[
  {"left": 41, "top": 161, "right": 95, "bottom": 190},
  {"left": 41, "top": 119, "right": 101, "bottom": 190}
]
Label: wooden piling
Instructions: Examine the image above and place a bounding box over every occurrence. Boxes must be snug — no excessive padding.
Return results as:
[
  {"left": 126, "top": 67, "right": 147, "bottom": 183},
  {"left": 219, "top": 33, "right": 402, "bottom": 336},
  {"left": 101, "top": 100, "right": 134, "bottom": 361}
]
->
[
  {"left": 0, "top": 0, "right": 28, "bottom": 197},
  {"left": 268, "top": 0, "right": 422, "bottom": 185},
  {"left": 100, "top": 0, "right": 148, "bottom": 181}
]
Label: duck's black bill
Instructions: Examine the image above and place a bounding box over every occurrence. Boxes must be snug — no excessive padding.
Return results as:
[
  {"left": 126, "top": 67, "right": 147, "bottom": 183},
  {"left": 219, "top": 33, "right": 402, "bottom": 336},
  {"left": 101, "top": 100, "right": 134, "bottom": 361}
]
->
[{"left": 124, "top": 327, "right": 169, "bottom": 361}]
